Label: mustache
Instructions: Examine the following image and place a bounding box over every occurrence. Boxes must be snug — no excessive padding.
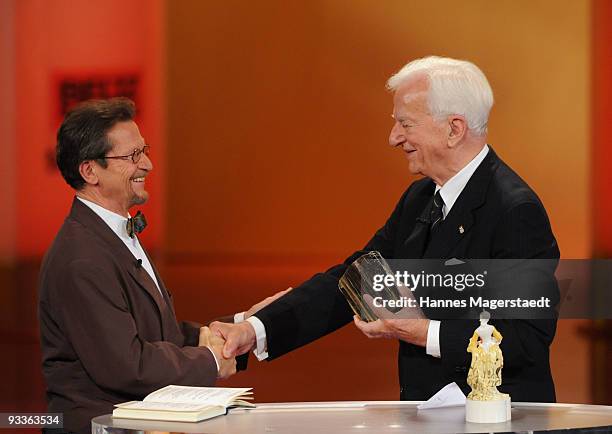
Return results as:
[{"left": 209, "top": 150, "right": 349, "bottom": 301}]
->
[{"left": 130, "top": 172, "right": 149, "bottom": 179}]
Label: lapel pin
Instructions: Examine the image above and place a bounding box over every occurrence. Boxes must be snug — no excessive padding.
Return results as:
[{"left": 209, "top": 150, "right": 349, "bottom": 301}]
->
[{"left": 459, "top": 225, "right": 465, "bottom": 234}]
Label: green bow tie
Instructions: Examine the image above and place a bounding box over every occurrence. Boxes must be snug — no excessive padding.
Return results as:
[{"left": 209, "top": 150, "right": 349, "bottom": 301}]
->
[{"left": 126, "top": 211, "right": 147, "bottom": 238}]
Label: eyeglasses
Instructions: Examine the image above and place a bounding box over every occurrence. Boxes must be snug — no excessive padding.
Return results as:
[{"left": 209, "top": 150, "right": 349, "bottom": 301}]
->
[{"left": 99, "top": 145, "right": 151, "bottom": 164}]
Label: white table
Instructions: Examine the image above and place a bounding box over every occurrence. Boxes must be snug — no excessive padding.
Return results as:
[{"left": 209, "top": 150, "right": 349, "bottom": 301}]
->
[{"left": 92, "top": 401, "right": 612, "bottom": 433}]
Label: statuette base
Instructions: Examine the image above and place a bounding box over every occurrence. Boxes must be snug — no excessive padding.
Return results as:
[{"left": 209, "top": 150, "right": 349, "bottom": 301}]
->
[{"left": 465, "top": 397, "right": 511, "bottom": 423}]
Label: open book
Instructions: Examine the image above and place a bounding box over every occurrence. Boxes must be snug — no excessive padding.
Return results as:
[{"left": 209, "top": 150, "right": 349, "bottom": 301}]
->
[{"left": 112, "top": 385, "right": 254, "bottom": 423}]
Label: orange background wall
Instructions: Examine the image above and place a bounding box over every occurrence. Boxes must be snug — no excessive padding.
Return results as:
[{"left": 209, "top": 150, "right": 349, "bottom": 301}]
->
[
  {"left": 166, "top": 1, "right": 590, "bottom": 259},
  {"left": 165, "top": 0, "right": 591, "bottom": 403},
  {"left": 12, "top": 0, "right": 166, "bottom": 258},
  {"left": 0, "top": 0, "right": 16, "bottom": 263},
  {"left": 593, "top": 0, "right": 612, "bottom": 255}
]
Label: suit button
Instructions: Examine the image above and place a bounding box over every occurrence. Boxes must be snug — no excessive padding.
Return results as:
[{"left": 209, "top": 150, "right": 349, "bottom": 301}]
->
[{"left": 455, "top": 366, "right": 467, "bottom": 373}]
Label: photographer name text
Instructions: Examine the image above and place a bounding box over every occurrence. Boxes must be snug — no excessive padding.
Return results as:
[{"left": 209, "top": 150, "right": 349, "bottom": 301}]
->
[{"left": 372, "top": 296, "right": 551, "bottom": 310}]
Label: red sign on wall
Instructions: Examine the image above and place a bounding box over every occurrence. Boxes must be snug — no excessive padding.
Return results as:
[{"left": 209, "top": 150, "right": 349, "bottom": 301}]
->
[{"left": 55, "top": 72, "right": 140, "bottom": 117}]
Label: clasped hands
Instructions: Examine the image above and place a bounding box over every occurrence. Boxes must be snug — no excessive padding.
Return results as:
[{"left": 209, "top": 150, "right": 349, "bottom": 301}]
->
[{"left": 199, "top": 326, "right": 237, "bottom": 379}]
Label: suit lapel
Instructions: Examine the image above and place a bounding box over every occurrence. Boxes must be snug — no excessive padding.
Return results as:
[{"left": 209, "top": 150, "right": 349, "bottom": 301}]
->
[
  {"left": 423, "top": 148, "right": 499, "bottom": 258},
  {"left": 423, "top": 204, "right": 475, "bottom": 258},
  {"left": 69, "top": 198, "right": 167, "bottom": 316},
  {"left": 126, "top": 259, "right": 167, "bottom": 311},
  {"left": 138, "top": 245, "right": 184, "bottom": 341},
  {"left": 141, "top": 246, "right": 174, "bottom": 310}
]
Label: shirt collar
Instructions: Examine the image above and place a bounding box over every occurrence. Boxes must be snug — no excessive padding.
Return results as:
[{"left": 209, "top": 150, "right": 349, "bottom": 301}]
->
[
  {"left": 76, "top": 196, "right": 132, "bottom": 240},
  {"left": 435, "top": 144, "right": 489, "bottom": 214}
]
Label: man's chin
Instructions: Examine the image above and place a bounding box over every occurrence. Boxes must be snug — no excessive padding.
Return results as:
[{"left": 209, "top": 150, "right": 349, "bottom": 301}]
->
[
  {"left": 406, "top": 163, "right": 420, "bottom": 175},
  {"left": 130, "top": 192, "right": 149, "bottom": 207}
]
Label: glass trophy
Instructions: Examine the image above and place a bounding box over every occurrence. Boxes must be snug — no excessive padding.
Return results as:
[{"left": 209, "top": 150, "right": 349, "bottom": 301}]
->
[{"left": 338, "top": 251, "right": 402, "bottom": 322}]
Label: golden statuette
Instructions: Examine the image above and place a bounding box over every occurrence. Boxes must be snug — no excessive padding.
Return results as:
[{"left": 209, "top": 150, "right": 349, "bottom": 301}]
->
[{"left": 465, "top": 311, "right": 511, "bottom": 423}]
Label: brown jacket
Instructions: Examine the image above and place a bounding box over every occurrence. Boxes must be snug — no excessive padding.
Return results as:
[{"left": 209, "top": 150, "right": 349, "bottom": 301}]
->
[{"left": 38, "top": 198, "right": 217, "bottom": 433}]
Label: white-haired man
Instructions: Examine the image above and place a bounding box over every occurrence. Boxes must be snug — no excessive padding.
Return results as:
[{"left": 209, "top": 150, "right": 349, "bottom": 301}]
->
[{"left": 212, "top": 56, "right": 559, "bottom": 402}]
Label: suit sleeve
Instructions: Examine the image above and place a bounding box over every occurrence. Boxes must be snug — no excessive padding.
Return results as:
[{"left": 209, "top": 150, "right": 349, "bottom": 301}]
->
[
  {"left": 55, "top": 259, "right": 218, "bottom": 397},
  {"left": 438, "top": 201, "right": 559, "bottom": 376},
  {"left": 256, "top": 186, "right": 412, "bottom": 360}
]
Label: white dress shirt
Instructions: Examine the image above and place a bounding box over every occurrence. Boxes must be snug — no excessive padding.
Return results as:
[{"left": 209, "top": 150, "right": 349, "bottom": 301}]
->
[
  {"left": 237, "top": 145, "right": 490, "bottom": 361},
  {"left": 426, "top": 144, "right": 489, "bottom": 358},
  {"left": 233, "top": 312, "right": 269, "bottom": 360}
]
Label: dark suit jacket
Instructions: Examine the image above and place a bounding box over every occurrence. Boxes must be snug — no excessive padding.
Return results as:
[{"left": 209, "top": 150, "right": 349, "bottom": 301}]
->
[
  {"left": 38, "top": 199, "right": 218, "bottom": 433},
  {"left": 255, "top": 147, "right": 559, "bottom": 402}
]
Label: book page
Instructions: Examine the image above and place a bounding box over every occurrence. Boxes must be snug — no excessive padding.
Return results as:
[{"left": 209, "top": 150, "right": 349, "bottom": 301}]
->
[
  {"left": 116, "top": 401, "right": 216, "bottom": 412},
  {"left": 144, "top": 385, "right": 252, "bottom": 407}
]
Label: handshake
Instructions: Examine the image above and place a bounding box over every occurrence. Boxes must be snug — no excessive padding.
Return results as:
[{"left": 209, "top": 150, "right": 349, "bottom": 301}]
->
[
  {"left": 198, "top": 326, "right": 238, "bottom": 379},
  {"left": 197, "top": 287, "right": 292, "bottom": 379}
]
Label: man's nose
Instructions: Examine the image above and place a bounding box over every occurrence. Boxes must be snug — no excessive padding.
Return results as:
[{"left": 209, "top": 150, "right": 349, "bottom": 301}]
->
[
  {"left": 389, "top": 123, "right": 405, "bottom": 147},
  {"left": 139, "top": 152, "right": 154, "bottom": 171}
]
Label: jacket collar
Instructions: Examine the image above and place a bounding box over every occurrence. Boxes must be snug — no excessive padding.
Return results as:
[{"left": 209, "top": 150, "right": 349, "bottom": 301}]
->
[
  {"left": 401, "top": 147, "right": 500, "bottom": 259},
  {"left": 68, "top": 198, "right": 170, "bottom": 314},
  {"left": 423, "top": 147, "right": 499, "bottom": 258}
]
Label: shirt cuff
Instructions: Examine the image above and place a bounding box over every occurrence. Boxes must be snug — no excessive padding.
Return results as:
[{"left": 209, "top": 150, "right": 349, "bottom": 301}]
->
[
  {"left": 205, "top": 346, "right": 221, "bottom": 374},
  {"left": 246, "top": 316, "right": 269, "bottom": 361},
  {"left": 234, "top": 312, "right": 245, "bottom": 323},
  {"left": 426, "top": 320, "right": 441, "bottom": 358}
]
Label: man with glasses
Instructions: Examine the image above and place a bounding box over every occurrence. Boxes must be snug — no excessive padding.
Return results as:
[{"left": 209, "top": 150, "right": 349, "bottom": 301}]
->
[{"left": 38, "top": 98, "right": 237, "bottom": 434}]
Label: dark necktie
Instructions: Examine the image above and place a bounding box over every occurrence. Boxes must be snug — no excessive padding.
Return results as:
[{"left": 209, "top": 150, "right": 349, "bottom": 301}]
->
[
  {"left": 126, "top": 211, "right": 147, "bottom": 238},
  {"left": 430, "top": 191, "right": 445, "bottom": 234}
]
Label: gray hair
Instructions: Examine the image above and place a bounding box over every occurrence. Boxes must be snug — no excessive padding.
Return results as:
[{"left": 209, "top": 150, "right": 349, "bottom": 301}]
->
[{"left": 387, "top": 56, "right": 493, "bottom": 136}]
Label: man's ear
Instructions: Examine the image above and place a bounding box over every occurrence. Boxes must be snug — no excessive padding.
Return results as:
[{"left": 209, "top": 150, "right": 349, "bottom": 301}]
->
[
  {"left": 447, "top": 115, "right": 467, "bottom": 147},
  {"left": 79, "top": 160, "right": 99, "bottom": 186}
]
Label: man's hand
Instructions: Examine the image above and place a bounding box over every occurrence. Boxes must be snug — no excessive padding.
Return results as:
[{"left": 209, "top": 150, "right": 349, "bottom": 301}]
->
[
  {"left": 353, "top": 315, "right": 430, "bottom": 347},
  {"left": 199, "top": 326, "right": 237, "bottom": 379},
  {"left": 244, "top": 287, "right": 292, "bottom": 319},
  {"left": 210, "top": 321, "right": 257, "bottom": 358},
  {"left": 353, "top": 283, "right": 429, "bottom": 346}
]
